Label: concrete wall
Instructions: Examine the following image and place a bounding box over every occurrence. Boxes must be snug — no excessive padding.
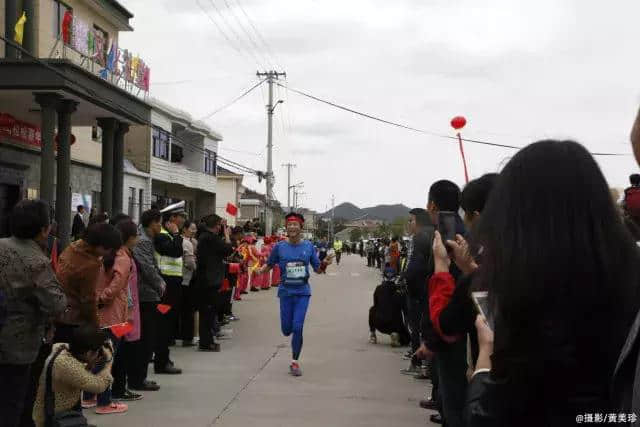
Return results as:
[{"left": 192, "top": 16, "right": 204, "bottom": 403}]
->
[
  {"left": 195, "top": 190, "right": 215, "bottom": 221},
  {"left": 123, "top": 171, "right": 150, "bottom": 222},
  {"left": 0, "top": 143, "right": 102, "bottom": 216},
  {"left": 215, "top": 176, "right": 240, "bottom": 226},
  {"left": 125, "top": 124, "right": 151, "bottom": 173},
  {"left": 181, "top": 132, "right": 204, "bottom": 172},
  {"left": 70, "top": 126, "right": 101, "bottom": 166}
]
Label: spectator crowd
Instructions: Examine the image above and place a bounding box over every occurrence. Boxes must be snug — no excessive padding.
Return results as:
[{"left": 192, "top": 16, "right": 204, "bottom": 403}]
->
[
  {"left": 0, "top": 200, "right": 287, "bottom": 427},
  {"left": 366, "top": 139, "right": 640, "bottom": 426},
  {"left": 4, "top": 135, "right": 640, "bottom": 427}
]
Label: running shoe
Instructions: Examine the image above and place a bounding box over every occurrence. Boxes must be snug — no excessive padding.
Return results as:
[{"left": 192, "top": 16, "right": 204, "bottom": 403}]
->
[
  {"left": 113, "top": 390, "right": 143, "bottom": 401},
  {"left": 369, "top": 332, "right": 377, "bottom": 344},
  {"left": 289, "top": 361, "right": 302, "bottom": 377},
  {"left": 95, "top": 402, "right": 128, "bottom": 414}
]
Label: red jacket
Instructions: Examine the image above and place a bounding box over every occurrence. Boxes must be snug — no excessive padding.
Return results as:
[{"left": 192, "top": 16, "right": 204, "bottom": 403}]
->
[{"left": 428, "top": 272, "right": 460, "bottom": 343}]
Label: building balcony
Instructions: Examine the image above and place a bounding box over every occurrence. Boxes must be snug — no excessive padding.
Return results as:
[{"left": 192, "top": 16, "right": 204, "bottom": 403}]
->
[{"left": 151, "top": 157, "right": 216, "bottom": 194}]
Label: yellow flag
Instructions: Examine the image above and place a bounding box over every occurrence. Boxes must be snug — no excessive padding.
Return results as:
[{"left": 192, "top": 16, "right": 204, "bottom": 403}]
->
[{"left": 14, "top": 11, "right": 27, "bottom": 45}]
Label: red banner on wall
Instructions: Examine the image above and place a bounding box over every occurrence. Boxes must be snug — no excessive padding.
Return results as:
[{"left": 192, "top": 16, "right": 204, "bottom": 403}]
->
[{"left": 0, "top": 116, "right": 41, "bottom": 147}]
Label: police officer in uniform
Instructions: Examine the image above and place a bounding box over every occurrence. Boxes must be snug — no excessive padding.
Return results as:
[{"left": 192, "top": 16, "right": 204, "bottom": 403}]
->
[{"left": 154, "top": 201, "right": 185, "bottom": 374}]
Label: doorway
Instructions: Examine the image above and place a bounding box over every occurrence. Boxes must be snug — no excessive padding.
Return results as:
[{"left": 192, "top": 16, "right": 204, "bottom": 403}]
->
[{"left": 0, "top": 184, "right": 20, "bottom": 238}]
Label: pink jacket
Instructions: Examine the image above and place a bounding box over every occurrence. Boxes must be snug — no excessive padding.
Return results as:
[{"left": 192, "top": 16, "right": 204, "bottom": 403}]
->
[
  {"left": 125, "top": 259, "right": 141, "bottom": 342},
  {"left": 96, "top": 247, "right": 131, "bottom": 329}
]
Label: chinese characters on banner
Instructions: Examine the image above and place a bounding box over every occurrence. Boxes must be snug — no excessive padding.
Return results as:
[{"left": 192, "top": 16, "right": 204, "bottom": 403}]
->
[
  {"left": 0, "top": 117, "right": 41, "bottom": 147},
  {"left": 119, "top": 49, "right": 150, "bottom": 92}
]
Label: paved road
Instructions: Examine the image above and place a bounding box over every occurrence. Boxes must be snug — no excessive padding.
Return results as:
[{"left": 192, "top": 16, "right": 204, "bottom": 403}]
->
[{"left": 87, "top": 254, "right": 434, "bottom": 427}]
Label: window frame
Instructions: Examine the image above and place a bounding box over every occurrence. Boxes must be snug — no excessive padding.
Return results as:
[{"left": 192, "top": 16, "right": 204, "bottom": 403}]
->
[
  {"left": 152, "top": 127, "right": 170, "bottom": 160},
  {"left": 204, "top": 149, "right": 217, "bottom": 176},
  {"left": 52, "top": 0, "right": 73, "bottom": 41}
]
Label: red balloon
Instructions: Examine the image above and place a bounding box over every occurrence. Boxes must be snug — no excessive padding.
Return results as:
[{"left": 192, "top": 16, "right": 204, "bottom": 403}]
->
[
  {"left": 451, "top": 116, "right": 467, "bottom": 130},
  {"left": 0, "top": 113, "right": 16, "bottom": 127}
]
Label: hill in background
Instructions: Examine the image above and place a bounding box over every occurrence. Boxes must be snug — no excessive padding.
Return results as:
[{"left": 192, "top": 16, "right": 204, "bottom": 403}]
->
[{"left": 322, "top": 202, "right": 410, "bottom": 222}]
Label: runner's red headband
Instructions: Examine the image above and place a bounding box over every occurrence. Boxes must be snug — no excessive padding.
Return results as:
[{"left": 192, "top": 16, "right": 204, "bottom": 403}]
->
[{"left": 286, "top": 217, "right": 304, "bottom": 225}]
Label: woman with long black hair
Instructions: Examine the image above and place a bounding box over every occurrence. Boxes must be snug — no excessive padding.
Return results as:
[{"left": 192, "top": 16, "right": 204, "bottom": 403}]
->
[{"left": 460, "top": 140, "right": 640, "bottom": 426}]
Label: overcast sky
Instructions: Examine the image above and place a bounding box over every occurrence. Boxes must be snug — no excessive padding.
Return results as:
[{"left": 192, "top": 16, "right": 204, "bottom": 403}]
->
[{"left": 119, "top": 0, "right": 640, "bottom": 212}]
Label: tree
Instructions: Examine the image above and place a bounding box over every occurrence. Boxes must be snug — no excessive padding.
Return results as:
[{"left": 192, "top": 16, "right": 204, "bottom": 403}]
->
[
  {"left": 391, "top": 216, "right": 408, "bottom": 238},
  {"left": 349, "top": 227, "right": 362, "bottom": 242},
  {"left": 373, "top": 223, "right": 392, "bottom": 239}
]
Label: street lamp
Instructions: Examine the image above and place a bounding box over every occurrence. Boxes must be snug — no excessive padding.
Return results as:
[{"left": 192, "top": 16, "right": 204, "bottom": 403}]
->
[{"left": 269, "top": 99, "right": 284, "bottom": 114}]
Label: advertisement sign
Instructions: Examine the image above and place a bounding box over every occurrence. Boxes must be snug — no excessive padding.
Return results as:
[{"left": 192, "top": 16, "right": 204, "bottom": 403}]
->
[{"left": 71, "top": 193, "right": 92, "bottom": 211}]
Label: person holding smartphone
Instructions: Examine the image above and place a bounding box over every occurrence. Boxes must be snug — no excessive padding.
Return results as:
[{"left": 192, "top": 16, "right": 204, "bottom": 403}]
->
[
  {"left": 255, "top": 212, "right": 333, "bottom": 377},
  {"left": 464, "top": 141, "right": 640, "bottom": 426}
]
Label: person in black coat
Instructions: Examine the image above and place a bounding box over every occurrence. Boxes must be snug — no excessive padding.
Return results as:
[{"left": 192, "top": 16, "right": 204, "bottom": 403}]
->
[
  {"left": 71, "top": 205, "right": 86, "bottom": 241},
  {"left": 463, "top": 141, "right": 640, "bottom": 426},
  {"left": 194, "top": 214, "right": 233, "bottom": 352},
  {"left": 369, "top": 269, "right": 409, "bottom": 346},
  {"left": 401, "top": 208, "right": 434, "bottom": 372}
]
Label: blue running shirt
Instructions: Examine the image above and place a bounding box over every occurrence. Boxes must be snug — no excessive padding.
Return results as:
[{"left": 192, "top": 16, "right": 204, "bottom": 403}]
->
[{"left": 267, "top": 240, "right": 321, "bottom": 297}]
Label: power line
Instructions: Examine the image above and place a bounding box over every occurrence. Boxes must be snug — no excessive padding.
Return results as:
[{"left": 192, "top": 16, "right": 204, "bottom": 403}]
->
[
  {"left": 195, "top": 0, "right": 256, "bottom": 67},
  {"left": 204, "top": 0, "right": 266, "bottom": 69},
  {"left": 232, "top": 0, "right": 283, "bottom": 68},
  {"left": 199, "top": 78, "right": 266, "bottom": 120},
  {"left": 220, "top": 0, "right": 275, "bottom": 70},
  {"left": 219, "top": 147, "right": 262, "bottom": 156},
  {"left": 278, "top": 82, "right": 632, "bottom": 157}
]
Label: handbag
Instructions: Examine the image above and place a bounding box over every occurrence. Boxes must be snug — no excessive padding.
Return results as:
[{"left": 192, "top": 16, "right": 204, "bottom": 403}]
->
[{"left": 44, "top": 347, "right": 88, "bottom": 427}]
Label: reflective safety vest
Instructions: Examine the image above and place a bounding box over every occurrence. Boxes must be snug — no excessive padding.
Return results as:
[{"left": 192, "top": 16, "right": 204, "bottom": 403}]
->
[
  {"left": 155, "top": 228, "right": 183, "bottom": 277},
  {"left": 333, "top": 240, "right": 343, "bottom": 251}
]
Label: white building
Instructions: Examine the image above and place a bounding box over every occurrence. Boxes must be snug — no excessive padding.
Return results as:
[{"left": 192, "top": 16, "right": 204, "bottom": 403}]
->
[
  {"left": 215, "top": 166, "right": 245, "bottom": 226},
  {"left": 125, "top": 98, "right": 222, "bottom": 220}
]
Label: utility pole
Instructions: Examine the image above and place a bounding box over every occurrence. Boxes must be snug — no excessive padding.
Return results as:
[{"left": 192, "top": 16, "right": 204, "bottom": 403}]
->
[
  {"left": 257, "top": 70, "right": 286, "bottom": 235},
  {"left": 282, "top": 162, "right": 296, "bottom": 212},
  {"left": 330, "top": 195, "right": 335, "bottom": 243}
]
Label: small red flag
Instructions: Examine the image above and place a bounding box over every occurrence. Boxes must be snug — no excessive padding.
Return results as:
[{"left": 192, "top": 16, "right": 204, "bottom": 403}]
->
[
  {"left": 156, "top": 304, "right": 172, "bottom": 314},
  {"left": 226, "top": 202, "right": 238, "bottom": 216},
  {"left": 110, "top": 322, "right": 134, "bottom": 338}
]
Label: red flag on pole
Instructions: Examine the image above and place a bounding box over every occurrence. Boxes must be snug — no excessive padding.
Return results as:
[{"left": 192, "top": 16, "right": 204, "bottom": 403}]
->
[{"left": 226, "top": 202, "right": 238, "bottom": 216}]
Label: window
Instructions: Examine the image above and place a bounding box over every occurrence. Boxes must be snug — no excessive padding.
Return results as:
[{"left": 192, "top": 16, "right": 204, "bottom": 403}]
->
[
  {"left": 92, "top": 25, "right": 109, "bottom": 66},
  {"left": 91, "top": 125, "right": 102, "bottom": 142},
  {"left": 204, "top": 150, "right": 217, "bottom": 175},
  {"left": 138, "top": 189, "right": 144, "bottom": 219},
  {"left": 170, "top": 144, "right": 183, "bottom": 163},
  {"left": 27, "top": 188, "right": 39, "bottom": 200},
  {"left": 52, "top": 0, "right": 72, "bottom": 40},
  {"left": 128, "top": 187, "right": 136, "bottom": 217},
  {"left": 152, "top": 127, "right": 170, "bottom": 160}
]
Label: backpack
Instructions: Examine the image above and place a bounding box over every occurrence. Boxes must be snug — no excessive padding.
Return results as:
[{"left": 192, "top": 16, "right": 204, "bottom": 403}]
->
[{"left": 625, "top": 187, "right": 640, "bottom": 220}]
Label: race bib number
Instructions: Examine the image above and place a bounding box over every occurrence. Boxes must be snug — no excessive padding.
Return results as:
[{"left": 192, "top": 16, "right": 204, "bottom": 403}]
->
[{"left": 285, "top": 261, "right": 306, "bottom": 285}]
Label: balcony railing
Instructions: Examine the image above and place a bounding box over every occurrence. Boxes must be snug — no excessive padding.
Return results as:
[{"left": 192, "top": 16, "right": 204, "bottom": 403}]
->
[{"left": 49, "top": 14, "right": 150, "bottom": 99}]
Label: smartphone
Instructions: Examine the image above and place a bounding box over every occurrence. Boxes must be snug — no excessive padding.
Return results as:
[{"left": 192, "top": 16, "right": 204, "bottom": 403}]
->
[
  {"left": 438, "top": 211, "right": 457, "bottom": 243},
  {"left": 471, "top": 291, "right": 494, "bottom": 330}
]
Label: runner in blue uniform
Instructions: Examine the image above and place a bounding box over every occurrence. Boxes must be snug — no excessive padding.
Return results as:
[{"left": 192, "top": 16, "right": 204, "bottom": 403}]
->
[{"left": 256, "top": 212, "right": 333, "bottom": 376}]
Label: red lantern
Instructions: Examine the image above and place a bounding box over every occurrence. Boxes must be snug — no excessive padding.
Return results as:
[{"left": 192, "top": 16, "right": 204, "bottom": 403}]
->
[
  {"left": 451, "top": 116, "right": 467, "bottom": 130},
  {"left": 0, "top": 113, "right": 16, "bottom": 127},
  {"left": 54, "top": 133, "right": 76, "bottom": 145}
]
